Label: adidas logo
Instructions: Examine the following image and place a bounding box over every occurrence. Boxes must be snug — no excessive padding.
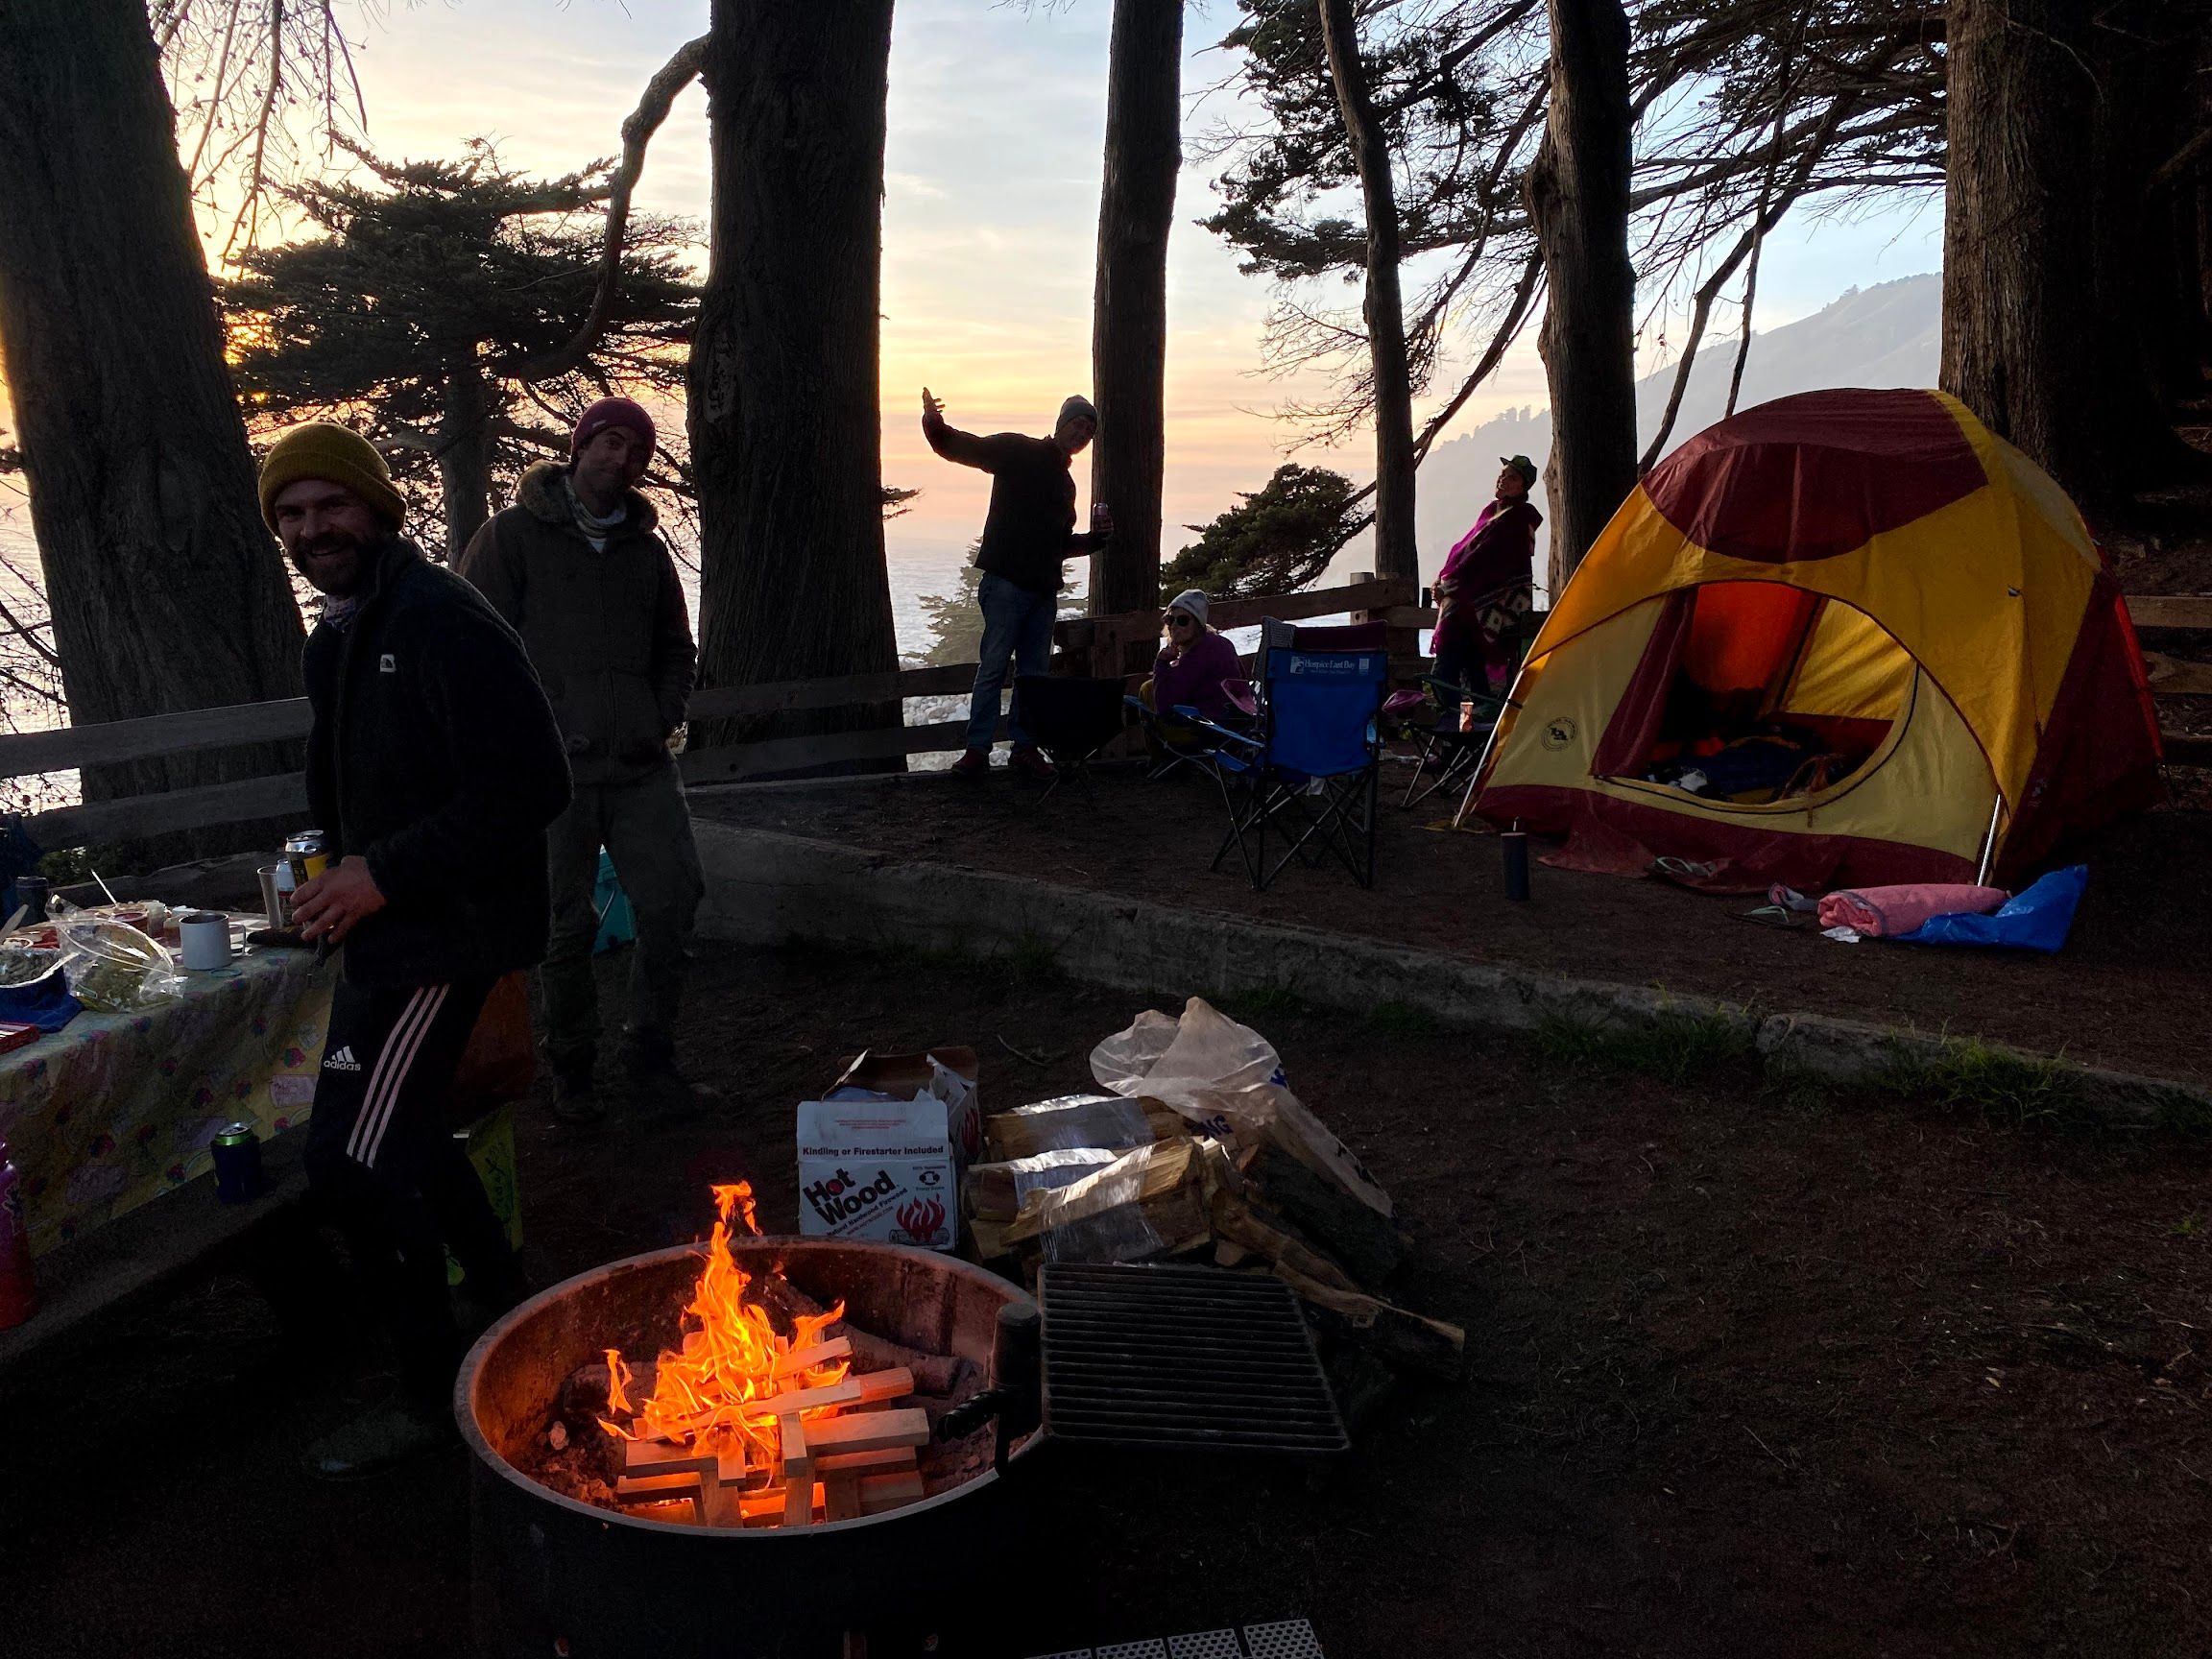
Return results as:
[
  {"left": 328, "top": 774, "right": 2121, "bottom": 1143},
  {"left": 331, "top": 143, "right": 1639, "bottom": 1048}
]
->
[{"left": 324, "top": 1046, "right": 363, "bottom": 1072}]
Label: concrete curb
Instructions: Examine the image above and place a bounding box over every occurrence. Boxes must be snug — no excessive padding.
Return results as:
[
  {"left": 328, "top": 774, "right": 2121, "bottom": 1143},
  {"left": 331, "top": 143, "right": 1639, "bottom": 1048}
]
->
[{"left": 693, "top": 821, "right": 2212, "bottom": 1130}]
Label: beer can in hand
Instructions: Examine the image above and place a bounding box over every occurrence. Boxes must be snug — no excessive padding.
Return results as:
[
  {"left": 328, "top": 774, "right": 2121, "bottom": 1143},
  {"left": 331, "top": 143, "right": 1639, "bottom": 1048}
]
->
[{"left": 284, "top": 830, "right": 330, "bottom": 885}]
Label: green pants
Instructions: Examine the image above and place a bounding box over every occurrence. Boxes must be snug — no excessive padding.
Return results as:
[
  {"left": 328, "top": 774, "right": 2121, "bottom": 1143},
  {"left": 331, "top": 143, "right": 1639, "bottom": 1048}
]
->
[{"left": 541, "top": 764, "right": 705, "bottom": 1077}]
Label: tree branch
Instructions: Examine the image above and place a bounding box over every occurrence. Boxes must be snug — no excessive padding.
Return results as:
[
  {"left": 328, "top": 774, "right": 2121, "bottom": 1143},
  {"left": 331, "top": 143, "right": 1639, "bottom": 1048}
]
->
[{"left": 517, "top": 34, "right": 707, "bottom": 384}]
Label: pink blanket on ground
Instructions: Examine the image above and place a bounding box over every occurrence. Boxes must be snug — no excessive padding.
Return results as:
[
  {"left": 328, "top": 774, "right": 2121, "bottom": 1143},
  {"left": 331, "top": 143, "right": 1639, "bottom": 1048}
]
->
[{"left": 1816, "top": 883, "right": 2008, "bottom": 937}]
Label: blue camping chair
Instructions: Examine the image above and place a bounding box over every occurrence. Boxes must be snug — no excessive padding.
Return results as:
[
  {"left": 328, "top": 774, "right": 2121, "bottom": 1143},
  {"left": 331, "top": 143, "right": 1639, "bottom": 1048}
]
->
[{"left": 1178, "top": 645, "right": 1389, "bottom": 890}]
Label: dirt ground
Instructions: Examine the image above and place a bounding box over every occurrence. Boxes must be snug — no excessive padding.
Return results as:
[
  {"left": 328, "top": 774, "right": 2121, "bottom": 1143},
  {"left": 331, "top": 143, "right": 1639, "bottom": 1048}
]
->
[
  {"left": 7, "top": 943, "right": 2212, "bottom": 1657},
  {"left": 692, "top": 767, "right": 2212, "bottom": 1088}
]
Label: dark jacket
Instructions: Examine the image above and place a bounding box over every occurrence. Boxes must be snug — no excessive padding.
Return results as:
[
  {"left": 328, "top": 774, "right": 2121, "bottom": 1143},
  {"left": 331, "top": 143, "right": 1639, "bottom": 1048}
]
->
[
  {"left": 457, "top": 461, "right": 698, "bottom": 785},
  {"left": 922, "top": 415, "right": 1104, "bottom": 596},
  {"left": 303, "top": 538, "right": 572, "bottom": 990}
]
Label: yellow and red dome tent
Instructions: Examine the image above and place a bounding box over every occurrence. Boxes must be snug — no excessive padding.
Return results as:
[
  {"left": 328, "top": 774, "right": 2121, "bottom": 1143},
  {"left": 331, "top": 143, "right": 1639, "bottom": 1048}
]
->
[{"left": 1471, "top": 389, "right": 2163, "bottom": 890}]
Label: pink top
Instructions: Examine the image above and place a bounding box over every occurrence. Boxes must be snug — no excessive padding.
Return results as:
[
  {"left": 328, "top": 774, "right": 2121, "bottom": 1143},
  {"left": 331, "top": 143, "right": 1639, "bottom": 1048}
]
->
[{"left": 1152, "top": 629, "right": 1243, "bottom": 723}]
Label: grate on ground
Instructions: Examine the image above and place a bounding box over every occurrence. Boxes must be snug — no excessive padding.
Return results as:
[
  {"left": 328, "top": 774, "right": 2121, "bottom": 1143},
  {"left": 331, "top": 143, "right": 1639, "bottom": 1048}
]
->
[
  {"left": 1024, "top": 1621, "right": 1325, "bottom": 1659},
  {"left": 1038, "top": 1262, "right": 1348, "bottom": 1455},
  {"left": 1241, "top": 1622, "right": 1327, "bottom": 1659}
]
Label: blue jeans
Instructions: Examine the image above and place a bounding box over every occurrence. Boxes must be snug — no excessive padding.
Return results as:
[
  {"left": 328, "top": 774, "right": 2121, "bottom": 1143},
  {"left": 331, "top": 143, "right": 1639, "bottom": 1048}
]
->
[{"left": 968, "top": 571, "right": 1055, "bottom": 750}]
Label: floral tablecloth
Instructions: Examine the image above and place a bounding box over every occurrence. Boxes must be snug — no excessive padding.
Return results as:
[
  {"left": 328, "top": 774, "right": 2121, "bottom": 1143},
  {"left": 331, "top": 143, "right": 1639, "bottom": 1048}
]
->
[{"left": 0, "top": 938, "right": 337, "bottom": 1256}]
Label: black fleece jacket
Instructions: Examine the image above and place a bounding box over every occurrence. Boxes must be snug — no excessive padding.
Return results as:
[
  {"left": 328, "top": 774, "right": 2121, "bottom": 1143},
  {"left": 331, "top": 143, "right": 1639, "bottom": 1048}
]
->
[
  {"left": 302, "top": 538, "right": 571, "bottom": 989},
  {"left": 921, "top": 414, "right": 1105, "bottom": 595}
]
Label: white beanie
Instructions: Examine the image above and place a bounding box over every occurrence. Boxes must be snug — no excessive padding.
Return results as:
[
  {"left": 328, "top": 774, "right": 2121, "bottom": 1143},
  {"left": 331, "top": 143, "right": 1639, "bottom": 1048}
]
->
[{"left": 1166, "top": 589, "right": 1210, "bottom": 625}]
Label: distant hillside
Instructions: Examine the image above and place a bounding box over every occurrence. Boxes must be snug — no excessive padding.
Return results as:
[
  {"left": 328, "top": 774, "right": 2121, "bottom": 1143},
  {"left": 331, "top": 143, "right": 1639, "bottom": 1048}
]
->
[{"left": 1413, "top": 273, "right": 1941, "bottom": 583}]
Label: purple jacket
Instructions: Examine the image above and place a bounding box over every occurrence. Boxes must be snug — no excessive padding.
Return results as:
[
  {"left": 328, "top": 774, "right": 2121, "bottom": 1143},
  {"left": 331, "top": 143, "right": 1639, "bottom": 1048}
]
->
[{"left": 1152, "top": 629, "right": 1242, "bottom": 722}]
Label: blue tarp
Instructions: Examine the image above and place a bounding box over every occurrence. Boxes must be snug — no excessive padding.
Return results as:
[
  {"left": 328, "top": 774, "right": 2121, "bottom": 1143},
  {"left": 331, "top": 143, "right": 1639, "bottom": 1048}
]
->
[{"left": 1896, "top": 864, "right": 2088, "bottom": 953}]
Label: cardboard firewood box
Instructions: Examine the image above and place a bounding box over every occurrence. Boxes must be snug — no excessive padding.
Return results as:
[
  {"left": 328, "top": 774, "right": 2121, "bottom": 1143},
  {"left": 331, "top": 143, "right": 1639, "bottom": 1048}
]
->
[{"left": 795, "top": 1046, "right": 980, "bottom": 1253}]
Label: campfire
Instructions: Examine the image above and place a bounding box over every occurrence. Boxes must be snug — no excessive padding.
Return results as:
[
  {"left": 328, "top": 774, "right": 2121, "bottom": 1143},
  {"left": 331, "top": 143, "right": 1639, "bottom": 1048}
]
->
[{"left": 583, "top": 1182, "right": 934, "bottom": 1528}]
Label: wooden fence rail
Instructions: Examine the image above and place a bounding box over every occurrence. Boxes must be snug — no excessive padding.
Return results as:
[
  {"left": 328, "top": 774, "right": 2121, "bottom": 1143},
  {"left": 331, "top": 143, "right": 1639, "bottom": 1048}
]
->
[{"left": 8, "top": 585, "right": 2210, "bottom": 847}]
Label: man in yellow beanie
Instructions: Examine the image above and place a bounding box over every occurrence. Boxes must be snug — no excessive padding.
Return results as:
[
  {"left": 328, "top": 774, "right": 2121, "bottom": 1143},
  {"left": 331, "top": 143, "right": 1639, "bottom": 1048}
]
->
[
  {"left": 263, "top": 421, "right": 573, "bottom": 1478},
  {"left": 256, "top": 420, "right": 409, "bottom": 539}
]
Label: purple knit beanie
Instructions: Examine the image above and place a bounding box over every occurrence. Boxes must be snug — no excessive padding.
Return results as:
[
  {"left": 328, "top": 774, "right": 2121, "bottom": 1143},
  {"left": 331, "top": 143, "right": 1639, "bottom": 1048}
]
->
[{"left": 571, "top": 397, "right": 657, "bottom": 476}]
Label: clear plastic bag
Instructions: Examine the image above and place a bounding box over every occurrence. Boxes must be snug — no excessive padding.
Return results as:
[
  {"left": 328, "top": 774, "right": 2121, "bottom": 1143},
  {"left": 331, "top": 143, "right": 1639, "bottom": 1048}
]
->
[
  {"left": 50, "top": 898, "right": 183, "bottom": 1011},
  {"left": 1091, "top": 998, "right": 1393, "bottom": 1221}
]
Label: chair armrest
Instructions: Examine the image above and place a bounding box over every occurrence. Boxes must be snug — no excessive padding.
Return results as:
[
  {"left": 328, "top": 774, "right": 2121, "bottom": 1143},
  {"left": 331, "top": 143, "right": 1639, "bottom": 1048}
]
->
[{"left": 1172, "top": 709, "right": 1260, "bottom": 751}]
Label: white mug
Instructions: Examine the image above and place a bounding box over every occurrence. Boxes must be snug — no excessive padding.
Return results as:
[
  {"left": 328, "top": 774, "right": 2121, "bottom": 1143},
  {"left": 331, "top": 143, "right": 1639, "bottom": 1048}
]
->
[{"left": 180, "top": 912, "right": 232, "bottom": 972}]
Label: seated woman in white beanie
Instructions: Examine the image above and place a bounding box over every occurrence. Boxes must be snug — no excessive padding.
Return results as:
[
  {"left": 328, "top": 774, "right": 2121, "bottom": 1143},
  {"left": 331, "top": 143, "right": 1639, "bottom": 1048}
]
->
[{"left": 1139, "top": 589, "right": 1244, "bottom": 748}]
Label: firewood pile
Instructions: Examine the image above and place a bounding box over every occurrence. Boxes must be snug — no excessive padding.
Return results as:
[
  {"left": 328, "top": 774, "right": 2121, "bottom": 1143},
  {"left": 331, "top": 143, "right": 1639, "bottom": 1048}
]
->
[{"left": 963, "top": 998, "right": 1465, "bottom": 1393}]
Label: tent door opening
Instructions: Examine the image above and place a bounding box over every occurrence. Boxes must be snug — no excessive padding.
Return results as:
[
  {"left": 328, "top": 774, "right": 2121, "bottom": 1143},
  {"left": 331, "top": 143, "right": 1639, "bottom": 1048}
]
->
[{"left": 1591, "top": 582, "right": 1917, "bottom": 807}]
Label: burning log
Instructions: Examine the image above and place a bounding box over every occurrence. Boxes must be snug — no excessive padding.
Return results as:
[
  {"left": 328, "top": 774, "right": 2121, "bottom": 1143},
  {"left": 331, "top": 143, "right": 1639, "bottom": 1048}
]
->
[
  {"left": 744, "top": 1269, "right": 970, "bottom": 1395},
  {"left": 559, "top": 1359, "right": 658, "bottom": 1431}
]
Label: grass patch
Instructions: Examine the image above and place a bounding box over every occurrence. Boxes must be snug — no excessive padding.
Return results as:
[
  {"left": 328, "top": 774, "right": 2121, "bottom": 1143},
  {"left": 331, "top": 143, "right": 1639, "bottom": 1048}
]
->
[
  {"left": 1368, "top": 999, "right": 1442, "bottom": 1038},
  {"left": 1875, "top": 1034, "right": 2093, "bottom": 1132},
  {"left": 1534, "top": 1000, "right": 1759, "bottom": 1088},
  {"left": 996, "top": 931, "right": 1069, "bottom": 991},
  {"left": 1224, "top": 979, "right": 1310, "bottom": 1025},
  {"left": 795, "top": 931, "right": 1069, "bottom": 998},
  {"left": 2152, "top": 1089, "right": 2212, "bottom": 1140}
]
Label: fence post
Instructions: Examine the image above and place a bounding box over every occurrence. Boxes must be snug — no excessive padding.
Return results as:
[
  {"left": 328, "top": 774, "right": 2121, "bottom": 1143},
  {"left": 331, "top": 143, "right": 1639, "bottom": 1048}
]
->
[{"left": 1350, "top": 569, "right": 1426, "bottom": 683}]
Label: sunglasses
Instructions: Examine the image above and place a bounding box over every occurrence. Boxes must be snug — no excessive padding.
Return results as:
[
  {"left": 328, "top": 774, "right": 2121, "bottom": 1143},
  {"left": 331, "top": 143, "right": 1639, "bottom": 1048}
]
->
[{"left": 1166, "top": 613, "right": 1196, "bottom": 629}]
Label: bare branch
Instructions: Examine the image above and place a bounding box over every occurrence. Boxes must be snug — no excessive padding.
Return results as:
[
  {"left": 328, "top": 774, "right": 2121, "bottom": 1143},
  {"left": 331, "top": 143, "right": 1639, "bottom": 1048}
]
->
[{"left": 518, "top": 34, "right": 708, "bottom": 384}]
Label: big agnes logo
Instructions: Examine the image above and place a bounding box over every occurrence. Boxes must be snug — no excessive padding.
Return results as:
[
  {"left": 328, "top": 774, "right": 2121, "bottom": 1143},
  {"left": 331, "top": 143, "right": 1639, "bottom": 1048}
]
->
[
  {"left": 896, "top": 1196, "right": 946, "bottom": 1239},
  {"left": 802, "top": 1166, "right": 899, "bottom": 1226}
]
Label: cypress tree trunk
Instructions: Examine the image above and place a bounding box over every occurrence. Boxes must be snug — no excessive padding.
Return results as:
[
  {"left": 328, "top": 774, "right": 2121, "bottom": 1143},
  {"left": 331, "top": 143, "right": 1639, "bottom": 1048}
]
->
[
  {"left": 0, "top": 0, "right": 305, "bottom": 828},
  {"left": 688, "top": 0, "right": 901, "bottom": 758},
  {"left": 436, "top": 355, "right": 494, "bottom": 563},
  {"left": 1318, "top": 0, "right": 1419, "bottom": 584},
  {"left": 1941, "top": 0, "right": 2210, "bottom": 503},
  {"left": 1089, "top": 0, "right": 1184, "bottom": 616},
  {"left": 1527, "top": 0, "right": 1638, "bottom": 598},
  {"left": 1939, "top": 0, "right": 2102, "bottom": 493}
]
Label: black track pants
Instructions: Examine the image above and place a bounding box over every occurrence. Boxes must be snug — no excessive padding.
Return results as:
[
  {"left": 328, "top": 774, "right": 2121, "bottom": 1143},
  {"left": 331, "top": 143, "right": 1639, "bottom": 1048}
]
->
[{"left": 303, "top": 975, "right": 524, "bottom": 1408}]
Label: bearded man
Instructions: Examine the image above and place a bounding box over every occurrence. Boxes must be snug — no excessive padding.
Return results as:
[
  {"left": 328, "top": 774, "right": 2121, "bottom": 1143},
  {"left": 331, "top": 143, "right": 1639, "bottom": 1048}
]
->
[{"left": 261, "top": 421, "right": 570, "bottom": 1477}]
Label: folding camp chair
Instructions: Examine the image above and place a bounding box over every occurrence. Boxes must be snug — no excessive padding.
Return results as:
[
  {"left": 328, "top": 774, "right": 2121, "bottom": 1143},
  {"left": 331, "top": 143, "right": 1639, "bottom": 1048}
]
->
[
  {"left": 1400, "top": 676, "right": 1503, "bottom": 809},
  {"left": 1125, "top": 690, "right": 1244, "bottom": 782},
  {"left": 1178, "top": 645, "right": 1389, "bottom": 890},
  {"left": 1013, "top": 674, "right": 1129, "bottom": 805}
]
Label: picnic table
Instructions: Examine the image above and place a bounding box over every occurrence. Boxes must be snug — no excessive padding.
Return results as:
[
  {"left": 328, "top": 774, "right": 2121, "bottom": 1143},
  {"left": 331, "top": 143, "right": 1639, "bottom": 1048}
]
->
[{"left": 0, "top": 934, "right": 336, "bottom": 1258}]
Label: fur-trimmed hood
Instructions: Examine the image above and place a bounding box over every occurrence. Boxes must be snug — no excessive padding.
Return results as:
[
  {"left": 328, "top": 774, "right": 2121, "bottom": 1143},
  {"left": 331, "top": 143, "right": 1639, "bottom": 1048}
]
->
[{"left": 515, "top": 459, "right": 660, "bottom": 537}]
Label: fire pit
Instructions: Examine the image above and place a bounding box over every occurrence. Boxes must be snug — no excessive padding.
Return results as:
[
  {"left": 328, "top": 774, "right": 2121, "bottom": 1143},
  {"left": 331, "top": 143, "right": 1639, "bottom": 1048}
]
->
[{"left": 457, "top": 1225, "right": 1040, "bottom": 1658}]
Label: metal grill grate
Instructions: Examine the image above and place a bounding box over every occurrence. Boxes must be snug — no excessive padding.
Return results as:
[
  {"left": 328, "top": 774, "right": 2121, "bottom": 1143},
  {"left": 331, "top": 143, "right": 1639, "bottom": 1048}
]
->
[
  {"left": 1038, "top": 1262, "right": 1348, "bottom": 1455},
  {"left": 1167, "top": 1633, "right": 1245, "bottom": 1659},
  {"left": 1024, "top": 1622, "right": 1326, "bottom": 1659}
]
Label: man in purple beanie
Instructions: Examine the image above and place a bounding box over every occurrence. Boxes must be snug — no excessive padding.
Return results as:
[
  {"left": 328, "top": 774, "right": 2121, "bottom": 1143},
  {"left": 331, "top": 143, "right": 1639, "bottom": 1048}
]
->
[{"left": 459, "top": 398, "right": 713, "bottom": 1125}]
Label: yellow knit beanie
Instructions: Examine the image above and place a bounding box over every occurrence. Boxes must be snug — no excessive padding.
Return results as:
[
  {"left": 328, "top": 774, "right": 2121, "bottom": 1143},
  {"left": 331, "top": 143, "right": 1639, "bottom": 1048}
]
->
[{"left": 257, "top": 421, "right": 406, "bottom": 532}]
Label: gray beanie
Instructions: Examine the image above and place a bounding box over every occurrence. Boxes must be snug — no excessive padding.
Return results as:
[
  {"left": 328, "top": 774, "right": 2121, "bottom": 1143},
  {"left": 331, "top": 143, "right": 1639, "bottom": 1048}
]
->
[
  {"left": 1166, "top": 589, "right": 1211, "bottom": 626},
  {"left": 1057, "top": 394, "right": 1098, "bottom": 429}
]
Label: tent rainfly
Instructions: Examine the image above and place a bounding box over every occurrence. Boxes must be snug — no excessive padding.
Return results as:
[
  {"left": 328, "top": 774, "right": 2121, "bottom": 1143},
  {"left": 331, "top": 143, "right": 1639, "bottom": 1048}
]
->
[{"left": 1469, "top": 389, "right": 2163, "bottom": 891}]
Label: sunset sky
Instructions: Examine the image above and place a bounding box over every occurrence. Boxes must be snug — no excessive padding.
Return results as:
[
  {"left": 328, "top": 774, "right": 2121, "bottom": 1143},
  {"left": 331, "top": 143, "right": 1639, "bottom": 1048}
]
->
[
  {"left": 0, "top": 0, "right": 1943, "bottom": 596},
  {"left": 316, "top": 0, "right": 1942, "bottom": 569}
]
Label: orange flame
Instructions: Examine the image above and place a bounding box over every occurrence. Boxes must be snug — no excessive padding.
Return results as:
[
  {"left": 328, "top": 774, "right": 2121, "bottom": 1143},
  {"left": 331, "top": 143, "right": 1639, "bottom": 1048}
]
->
[{"left": 598, "top": 1180, "right": 849, "bottom": 1465}]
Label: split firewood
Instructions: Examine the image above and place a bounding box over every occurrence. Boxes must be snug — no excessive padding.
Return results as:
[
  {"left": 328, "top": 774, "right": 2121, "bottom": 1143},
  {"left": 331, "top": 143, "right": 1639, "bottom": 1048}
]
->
[
  {"left": 804, "top": 1407, "right": 928, "bottom": 1457},
  {"left": 771, "top": 1336, "right": 853, "bottom": 1378},
  {"left": 613, "top": 1471, "right": 706, "bottom": 1524},
  {"left": 779, "top": 1413, "right": 815, "bottom": 1528},
  {"left": 858, "top": 1470, "right": 925, "bottom": 1513},
  {"left": 746, "top": 1271, "right": 969, "bottom": 1395},
  {"left": 814, "top": 1446, "right": 920, "bottom": 1478}
]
